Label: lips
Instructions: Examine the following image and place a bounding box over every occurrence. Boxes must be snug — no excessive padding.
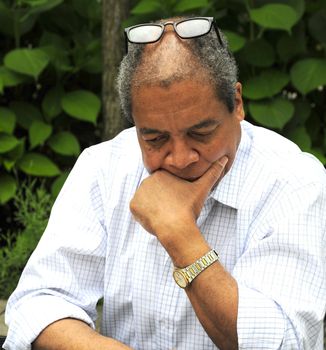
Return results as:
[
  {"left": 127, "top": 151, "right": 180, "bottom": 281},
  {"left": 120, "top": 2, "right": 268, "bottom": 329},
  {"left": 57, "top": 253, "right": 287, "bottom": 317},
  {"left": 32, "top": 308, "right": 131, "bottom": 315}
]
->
[{"left": 166, "top": 170, "right": 204, "bottom": 182}]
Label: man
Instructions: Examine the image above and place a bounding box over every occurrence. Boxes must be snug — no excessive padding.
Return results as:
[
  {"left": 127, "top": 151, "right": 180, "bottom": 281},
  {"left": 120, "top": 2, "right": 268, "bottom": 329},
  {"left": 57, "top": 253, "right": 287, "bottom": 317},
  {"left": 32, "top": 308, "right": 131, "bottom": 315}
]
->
[{"left": 4, "top": 16, "right": 326, "bottom": 350}]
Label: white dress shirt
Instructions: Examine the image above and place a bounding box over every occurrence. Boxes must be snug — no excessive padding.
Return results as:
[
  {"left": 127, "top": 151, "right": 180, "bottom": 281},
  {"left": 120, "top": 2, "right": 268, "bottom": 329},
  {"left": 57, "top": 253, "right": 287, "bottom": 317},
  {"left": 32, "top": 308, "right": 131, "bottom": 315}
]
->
[{"left": 4, "top": 121, "right": 326, "bottom": 350}]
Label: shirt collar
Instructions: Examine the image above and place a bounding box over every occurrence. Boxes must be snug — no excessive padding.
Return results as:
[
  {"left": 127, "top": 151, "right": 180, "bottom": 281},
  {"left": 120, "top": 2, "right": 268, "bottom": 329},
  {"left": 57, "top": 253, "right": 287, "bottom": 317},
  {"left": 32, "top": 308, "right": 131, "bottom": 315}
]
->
[{"left": 209, "top": 122, "right": 252, "bottom": 209}]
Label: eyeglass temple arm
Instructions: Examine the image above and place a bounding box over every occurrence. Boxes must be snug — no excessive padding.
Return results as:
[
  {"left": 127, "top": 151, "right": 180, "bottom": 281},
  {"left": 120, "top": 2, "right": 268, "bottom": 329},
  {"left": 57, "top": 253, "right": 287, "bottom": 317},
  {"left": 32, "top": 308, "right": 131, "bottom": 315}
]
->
[
  {"left": 124, "top": 31, "right": 129, "bottom": 54},
  {"left": 213, "top": 20, "right": 224, "bottom": 48}
]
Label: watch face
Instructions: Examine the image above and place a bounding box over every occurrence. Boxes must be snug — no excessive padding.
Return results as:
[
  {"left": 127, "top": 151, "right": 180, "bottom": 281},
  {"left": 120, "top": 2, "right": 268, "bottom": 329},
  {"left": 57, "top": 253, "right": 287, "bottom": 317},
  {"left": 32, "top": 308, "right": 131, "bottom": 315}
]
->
[{"left": 173, "top": 270, "right": 188, "bottom": 288}]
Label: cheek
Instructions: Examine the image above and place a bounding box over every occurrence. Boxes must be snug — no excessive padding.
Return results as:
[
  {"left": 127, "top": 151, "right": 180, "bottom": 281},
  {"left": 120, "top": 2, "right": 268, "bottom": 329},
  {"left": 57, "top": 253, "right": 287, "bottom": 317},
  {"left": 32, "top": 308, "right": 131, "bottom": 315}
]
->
[
  {"left": 201, "top": 137, "right": 238, "bottom": 170},
  {"left": 201, "top": 141, "right": 226, "bottom": 163},
  {"left": 141, "top": 146, "right": 165, "bottom": 173}
]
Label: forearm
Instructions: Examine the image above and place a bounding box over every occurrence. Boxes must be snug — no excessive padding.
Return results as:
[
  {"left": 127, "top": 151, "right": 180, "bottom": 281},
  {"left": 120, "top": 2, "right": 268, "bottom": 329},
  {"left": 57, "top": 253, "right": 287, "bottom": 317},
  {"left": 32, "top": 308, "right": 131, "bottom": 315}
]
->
[
  {"left": 159, "top": 224, "right": 239, "bottom": 350},
  {"left": 186, "top": 261, "right": 238, "bottom": 349},
  {"left": 32, "top": 318, "right": 133, "bottom": 350}
]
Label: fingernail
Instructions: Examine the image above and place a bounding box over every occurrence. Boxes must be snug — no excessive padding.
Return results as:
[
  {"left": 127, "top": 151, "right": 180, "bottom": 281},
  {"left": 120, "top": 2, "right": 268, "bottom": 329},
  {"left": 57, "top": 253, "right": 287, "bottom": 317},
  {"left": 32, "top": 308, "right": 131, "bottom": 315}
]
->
[{"left": 219, "top": 156, "right": 228, "bottom": 167}]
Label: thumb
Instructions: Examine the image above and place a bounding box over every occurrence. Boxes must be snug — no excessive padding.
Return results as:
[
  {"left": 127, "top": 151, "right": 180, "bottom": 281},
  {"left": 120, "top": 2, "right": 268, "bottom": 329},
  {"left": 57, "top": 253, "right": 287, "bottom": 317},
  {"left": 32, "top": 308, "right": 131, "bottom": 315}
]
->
[{"left": 195, "top": 156, "right": 228, "bottom": 194}]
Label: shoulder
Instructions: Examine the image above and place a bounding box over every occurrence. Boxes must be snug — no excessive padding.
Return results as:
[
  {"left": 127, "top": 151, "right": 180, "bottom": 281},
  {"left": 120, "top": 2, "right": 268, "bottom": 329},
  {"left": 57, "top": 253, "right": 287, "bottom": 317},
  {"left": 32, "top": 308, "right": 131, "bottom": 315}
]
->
[
  {"left": 57, "top": 127, "right": 144, "bottom": 202},
  {"left": 81, "top": 127, "right": 143, "bottom": 176},
  {"left": 238, "top": 122, "right": 326, "bottom": 210},
  {"left": 86, "top": 126, "right": 140, "bottom": 160},
  {"left": 242, "top": 121, "right": 326, "bottom": 187}
]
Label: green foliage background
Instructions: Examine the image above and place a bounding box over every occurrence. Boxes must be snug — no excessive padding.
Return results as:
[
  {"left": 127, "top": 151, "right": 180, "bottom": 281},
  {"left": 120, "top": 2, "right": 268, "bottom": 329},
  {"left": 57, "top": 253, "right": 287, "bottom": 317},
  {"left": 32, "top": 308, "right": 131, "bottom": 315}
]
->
[
  {"left": 0, "top": 0, "right": 102, "bottom": 226},
  {"left": 0, "top": 180, "right": 53, "bottom": 297},
  {"left": 0, "top": 0, "right": 326, "bottom": 296}
]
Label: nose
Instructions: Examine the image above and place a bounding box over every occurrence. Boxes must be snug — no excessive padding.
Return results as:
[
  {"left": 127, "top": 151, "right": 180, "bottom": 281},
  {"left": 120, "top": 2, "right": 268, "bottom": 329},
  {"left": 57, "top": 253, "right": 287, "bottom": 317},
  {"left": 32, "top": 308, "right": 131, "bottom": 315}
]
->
[{"left": 165, "top": 139, "right": 199, "bottom": 170}]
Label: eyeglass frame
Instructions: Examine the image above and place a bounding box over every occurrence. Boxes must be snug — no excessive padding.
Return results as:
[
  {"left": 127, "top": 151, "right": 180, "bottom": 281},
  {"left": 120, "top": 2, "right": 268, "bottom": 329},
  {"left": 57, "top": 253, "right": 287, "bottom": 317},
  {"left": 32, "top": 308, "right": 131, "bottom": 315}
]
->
[{"left": 124, "top": 17, "right": 224, "bottom": 53}]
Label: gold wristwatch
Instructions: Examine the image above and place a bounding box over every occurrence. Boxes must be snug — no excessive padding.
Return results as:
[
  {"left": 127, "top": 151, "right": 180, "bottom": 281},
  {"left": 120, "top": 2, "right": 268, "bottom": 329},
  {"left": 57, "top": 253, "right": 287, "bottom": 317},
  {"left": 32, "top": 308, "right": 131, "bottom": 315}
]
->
[{"left": 173, "top": 250, "right": 219, "bottom": 288}]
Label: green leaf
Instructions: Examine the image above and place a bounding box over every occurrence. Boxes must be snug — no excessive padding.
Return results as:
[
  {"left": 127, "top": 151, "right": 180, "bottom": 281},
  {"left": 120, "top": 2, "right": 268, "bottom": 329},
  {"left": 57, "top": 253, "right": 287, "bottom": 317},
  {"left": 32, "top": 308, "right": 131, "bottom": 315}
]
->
[
  {"left": 4, "top": 48, "right": 50, "bottom": 79},
  {"left": 29, "top": 121, "right": 52, "bottom": 149},
  {"left": 290, "top": 59, "right": 326, "bottom": 95},
  {"left": 40, "top": 31, "right": 69, "bottom": 50},
  {"left": 284, "top": 0, "right": 305, "bottom": 19},
  {"left": 0, "top": 66, "right": 28, "bottom": 87},
  {"left": 224, "top": 31, "right": 246, "bottom": 52},
  {"left": 18, "top": 152, "right": 60, "bottom": 176},
  {"left": 243, "top": 70, "right": 289, "bottom": 100},
  {"left": 0, "top": 76, "right": 3, "bottom": 94},
  {"left": 3, "top": 159, "right": 16, "bottom": 171},
  {"left": 48, "top": 131, "right": 80, "bottom": 156},
  {"left": 72, "top": 0, "right": 101, "bottom": 19},
  {"left": 82, "top": 52, "right": 102, "bottom": 74},
  {"left": 10, "top": 101, "right": 43, "bottom": 129},
  {"left": 42, "top": 4, "right": 80, "bottom": 34},
  {"left": 0, "top": 133, "right": 19, "bottom": 153},
  {"left": 131, "top": 0, "right": 162, "bottom": 14},
  {"left": 0, "top": 174, "right": 17, "bottom": 204},
  {"left": 0, "top": 107, "right": 16, "bottom": 134},
  {"left": 286, "top": 126, "right": 311, "bottom": 151},
  {"left": 0, "top": 3, "right": 15, "bottom": 37},
  {"left": 20, "top": 0, "right": 51, "bottom": 6},
  {"left": 0, "top": 2, "right": 36, "bottom": 37},
  {"left": 51, "top": 171, "right": 69, "bottom": 198},
  {"left": 81, "top": 39, "right": 102, "bottom": 74},
  {"left": 254, "top": 0, "right": 305, "bottom": 18},
  {"left": 308, "top": 9, "right": 326, "bottom": 44},
  {"left": 42, "top": 85, "right": 64, "bottom": 120},
  {"left": 250, "top": 4, "right": 299, "bottom": 32},
  {"left": 248, "top": 97, "right": 294, "bottom": 129},
  {"left": 20, "top": 0, "right": 63, "bottom": 21},
  {"left": 293, "top": 99, "right": 311, "bottom": 124},
  {"left": 61, "top": 90, "right": 100, "bottom": 124},
  {"left": 41, "top": 45, "right": 72, "bottom": 72},
  {"left": 243, "top": 39, "right": 275, "bottom": 67},
  {"left": 174, "top": 0, "right": 209, "bottom": 12},
  {"left": 6, "top": 139, "right": 25, "bottom": 161},
  {"left": 277, "top": 31, "right": 306, "bottom": 62}
]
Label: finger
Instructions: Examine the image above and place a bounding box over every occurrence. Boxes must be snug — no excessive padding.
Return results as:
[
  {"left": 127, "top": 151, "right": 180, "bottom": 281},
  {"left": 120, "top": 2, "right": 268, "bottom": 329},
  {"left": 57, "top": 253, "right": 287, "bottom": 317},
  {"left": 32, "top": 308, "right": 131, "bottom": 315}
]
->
[{"left": 195, "top": 156, "right": 228, "bottom": 193}]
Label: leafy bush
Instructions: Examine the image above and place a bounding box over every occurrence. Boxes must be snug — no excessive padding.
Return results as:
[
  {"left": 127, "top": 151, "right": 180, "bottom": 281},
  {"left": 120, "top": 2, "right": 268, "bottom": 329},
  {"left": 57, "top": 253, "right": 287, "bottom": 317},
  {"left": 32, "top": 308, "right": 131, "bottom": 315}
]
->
[
  {"left": 0, "top": 180, "right": 53, "bottom": 298},
  {"left": 0, "top": 0, "right": 102, "bottom": 206},
  {"left": 126, "top": 0, "right": 326, "bottom": 164}
]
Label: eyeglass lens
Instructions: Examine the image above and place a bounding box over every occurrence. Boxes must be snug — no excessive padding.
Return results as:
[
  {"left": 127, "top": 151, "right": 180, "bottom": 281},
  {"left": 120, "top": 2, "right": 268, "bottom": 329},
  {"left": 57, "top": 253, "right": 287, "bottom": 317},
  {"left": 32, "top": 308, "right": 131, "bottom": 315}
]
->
[
  {"left": 128, "top": 24, "right": 162, "bottom": 43},
  {"left": 176, "top": 19, "right": 211, "bottom": 38},
  {"left": 127, "top": 18, "right": 211, "bottom": 43}
]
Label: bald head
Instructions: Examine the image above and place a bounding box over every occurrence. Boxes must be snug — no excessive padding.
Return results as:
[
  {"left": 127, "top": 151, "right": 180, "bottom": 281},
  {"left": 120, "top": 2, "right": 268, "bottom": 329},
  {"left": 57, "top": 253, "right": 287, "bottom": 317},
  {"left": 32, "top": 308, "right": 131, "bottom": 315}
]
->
[{"left": 132, "top": 28, "right": 210, "bottom": 90}]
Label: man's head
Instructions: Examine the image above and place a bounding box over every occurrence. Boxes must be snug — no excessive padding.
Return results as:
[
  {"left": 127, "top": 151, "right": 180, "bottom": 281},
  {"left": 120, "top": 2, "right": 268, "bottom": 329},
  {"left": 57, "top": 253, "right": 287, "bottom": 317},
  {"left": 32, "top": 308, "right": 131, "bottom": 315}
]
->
[{"left": 117, "top": 16, "right": 244, "bottom": 180}]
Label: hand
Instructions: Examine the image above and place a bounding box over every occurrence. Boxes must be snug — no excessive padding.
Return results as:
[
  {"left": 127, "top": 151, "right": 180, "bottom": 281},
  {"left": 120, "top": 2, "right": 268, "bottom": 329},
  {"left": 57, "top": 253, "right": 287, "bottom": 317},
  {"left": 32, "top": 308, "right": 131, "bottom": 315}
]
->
[{"left": 130, "top": 156, "right": 228, "bottom": 242}]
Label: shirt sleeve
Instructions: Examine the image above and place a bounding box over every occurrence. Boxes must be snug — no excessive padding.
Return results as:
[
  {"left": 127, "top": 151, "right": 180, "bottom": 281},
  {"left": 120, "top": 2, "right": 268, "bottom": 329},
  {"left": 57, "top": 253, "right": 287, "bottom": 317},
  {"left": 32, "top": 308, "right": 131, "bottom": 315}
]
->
[
  {"left": 4, "top": 149, "right": 107, "bottom": 350},
  {"left": 233, "top": 180, "right": 326, "bottom": 349}
]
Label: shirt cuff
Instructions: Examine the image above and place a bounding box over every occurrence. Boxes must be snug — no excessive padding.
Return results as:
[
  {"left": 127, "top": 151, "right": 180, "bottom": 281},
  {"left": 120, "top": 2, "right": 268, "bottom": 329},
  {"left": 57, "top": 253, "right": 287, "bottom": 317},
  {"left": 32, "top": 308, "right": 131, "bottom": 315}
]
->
[
  {"left": 237, "top": 284, "right": 286, "bottom": 349},
  {"left": 4, "top": 294, "right": 95, "bottom": 350}
]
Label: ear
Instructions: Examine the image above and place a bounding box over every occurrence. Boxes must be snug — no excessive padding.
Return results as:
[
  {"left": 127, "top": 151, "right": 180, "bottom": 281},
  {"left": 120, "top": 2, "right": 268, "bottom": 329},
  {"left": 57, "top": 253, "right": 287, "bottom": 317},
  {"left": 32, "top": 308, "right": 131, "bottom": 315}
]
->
[{"left": 234, "top": 82, "right": 245, "bottom": 122}]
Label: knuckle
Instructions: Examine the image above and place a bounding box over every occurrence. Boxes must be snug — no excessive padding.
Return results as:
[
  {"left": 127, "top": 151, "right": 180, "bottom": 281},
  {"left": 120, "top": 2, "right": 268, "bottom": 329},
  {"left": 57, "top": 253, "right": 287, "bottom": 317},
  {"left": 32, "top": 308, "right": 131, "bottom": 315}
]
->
[{"left": 129, "top": 198, "right": 136, "bottom": 214}]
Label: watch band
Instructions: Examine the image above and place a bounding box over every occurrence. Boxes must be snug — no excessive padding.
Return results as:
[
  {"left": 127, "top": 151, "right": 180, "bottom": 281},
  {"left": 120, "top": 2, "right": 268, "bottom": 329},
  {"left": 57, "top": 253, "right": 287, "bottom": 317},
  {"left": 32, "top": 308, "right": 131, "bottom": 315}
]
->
[{"left": 173, "top": 250, "right": 219, "bottom": 288}]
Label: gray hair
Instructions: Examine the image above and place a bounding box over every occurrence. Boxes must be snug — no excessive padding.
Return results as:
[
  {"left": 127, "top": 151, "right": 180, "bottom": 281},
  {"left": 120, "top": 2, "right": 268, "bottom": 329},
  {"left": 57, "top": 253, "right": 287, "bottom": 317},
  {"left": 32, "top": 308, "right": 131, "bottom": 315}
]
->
[{"left": 117, "top": 18, "right": 238, "bottom": 123}]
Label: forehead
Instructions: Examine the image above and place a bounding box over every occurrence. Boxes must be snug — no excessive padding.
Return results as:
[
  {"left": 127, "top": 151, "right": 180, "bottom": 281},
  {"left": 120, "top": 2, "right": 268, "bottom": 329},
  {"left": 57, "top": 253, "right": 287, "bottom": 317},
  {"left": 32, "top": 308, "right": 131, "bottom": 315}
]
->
[
  {"left": 132, "top": 78, "right": 216, "bottom": 102},
  {"left": 131, "top": 79, "right": 228, "bottom": 129}
]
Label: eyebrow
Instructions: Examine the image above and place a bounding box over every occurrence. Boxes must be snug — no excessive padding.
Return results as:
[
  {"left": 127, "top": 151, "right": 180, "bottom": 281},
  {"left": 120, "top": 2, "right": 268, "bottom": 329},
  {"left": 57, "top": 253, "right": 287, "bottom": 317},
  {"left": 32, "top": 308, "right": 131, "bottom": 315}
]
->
[
  {"left": 138, "top": 118, "right": 220, "bottom": 135},
  {"left": 191, "top": 119, "right": 220, "bottom": 129},
  {"left": 139, "top": 127, "right": 164, "bottom": 135}
]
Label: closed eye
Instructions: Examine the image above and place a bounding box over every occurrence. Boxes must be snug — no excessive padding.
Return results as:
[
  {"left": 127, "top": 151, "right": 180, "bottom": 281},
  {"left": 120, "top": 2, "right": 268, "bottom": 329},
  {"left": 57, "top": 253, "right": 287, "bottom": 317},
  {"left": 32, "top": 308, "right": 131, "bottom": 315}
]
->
[
  {"left": 144, "top": 134, "right": 169, "bottom": 145},
  {"left": 189, "top": 128, "right": 217, "bottom": 140}
]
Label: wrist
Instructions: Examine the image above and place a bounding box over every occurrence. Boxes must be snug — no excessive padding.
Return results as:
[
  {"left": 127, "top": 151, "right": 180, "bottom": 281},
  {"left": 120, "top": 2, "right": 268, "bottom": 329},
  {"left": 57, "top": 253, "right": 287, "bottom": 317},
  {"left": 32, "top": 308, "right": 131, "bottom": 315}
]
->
[
  {"left": 173, "top": 249, "right": 219, "bottom": 288},
  {"left": 155, "top": 221, "right": 210, "bottom": 267}
]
